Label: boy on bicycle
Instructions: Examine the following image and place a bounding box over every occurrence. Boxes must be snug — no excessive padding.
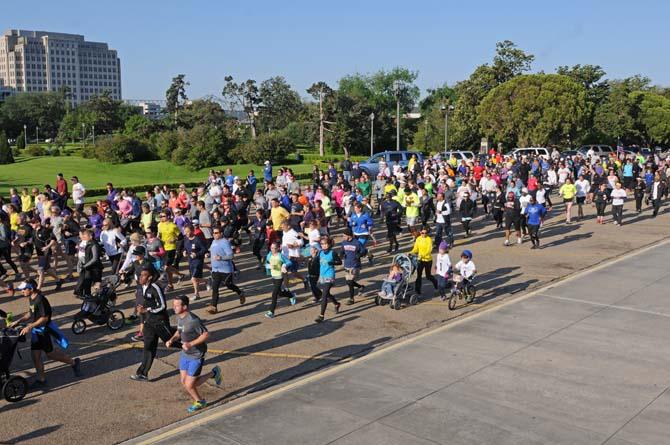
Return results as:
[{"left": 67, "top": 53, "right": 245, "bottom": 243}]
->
[{"left": 453, "top": 250, "right": 476, "bottom": 290}]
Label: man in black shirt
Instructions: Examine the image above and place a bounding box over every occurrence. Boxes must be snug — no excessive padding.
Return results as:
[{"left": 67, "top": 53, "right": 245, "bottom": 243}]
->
[
  {"left": 10, "top": 279, "right": 81, "bottom": 388},
  {"left": 30, "top": 219, "right": 64, "bottom": 291}
]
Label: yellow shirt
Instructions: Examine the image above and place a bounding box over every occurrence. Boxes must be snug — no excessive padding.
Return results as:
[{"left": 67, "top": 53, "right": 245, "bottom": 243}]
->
[
  {"left": 270, "top": 206, "right": 289, "bottom": 230},
  {"left": 21, "top": 195, "right": 33, "bottom": 212},
  {"left": 559, "top": 183, "right": 577, "bottom": 200},
  {"left": 9, "top": 213, "right": 19, "bottom": 231},
  {"left": 404, "top": 192, "right": 420, "bottom": 217},
  {"left": 411, "top": 235, "right": 433, "bottom": 262},
  {"left": 157, "top": 221, "right": 180, "bottom": 251},
  {"left": 383, "top": 183, "right": 397, "bottom": 195}
]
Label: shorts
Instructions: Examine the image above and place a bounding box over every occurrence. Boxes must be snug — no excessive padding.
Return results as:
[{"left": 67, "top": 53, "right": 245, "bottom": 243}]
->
[
  {"left": 179, "top": 355, "right": 204, "bottom": 377},
  {"left": 189, "top": 259, "right": 204, "bottom": 279},
  {"left": 165, "top": 250, "right": 177, "bottom": 267},
  {"left": 37, "top": 255, "right": 51, "bottom": 271},
  {"left": 563, "top": 198, "right": 573, "bottom": 204},
  {"left": 406, "top": 217, "right": 417, "bottom": 226},
  {"left": 31, "top": 332, "right": 53, "bottom": 353},
  {"left": 504, "top": 216, "right": 521, "bottom": 232},
  {"left": 345, "top": 267, "right": 360, "bottom": 281},
  {"left": 576, "top": 196, "right": 586, "bottom": 204}
]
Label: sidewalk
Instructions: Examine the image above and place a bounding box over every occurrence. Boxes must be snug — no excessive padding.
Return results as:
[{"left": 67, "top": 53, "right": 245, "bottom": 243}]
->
[{"left": 135, "top": 240, "right": 670, "bottom": 445}]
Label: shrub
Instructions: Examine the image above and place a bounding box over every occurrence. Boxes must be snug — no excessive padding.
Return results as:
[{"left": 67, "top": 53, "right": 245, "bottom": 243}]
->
[
  {"left": 155, "top": 130, "right": 180, "bottom": 161},
  {"left": 240, "top": 131, "right": 296, "bottom": 165},
  {"left": 25, "top": 145, "right": 46, "bottom": 156},
  {"left": 16, "top": 131, "right": 25, "bottom": 150},
  {"left": 0, "top": 131, "right": 14, "bottom": 164},
  {"left": 94, "top": 134, "right": 157, "bottom": 164},
  {"left": 80, "top": 143, "right": 96, "bottom": 159},
  {"left": 172, "top": 125, "right": 233, "bottom": 171}
]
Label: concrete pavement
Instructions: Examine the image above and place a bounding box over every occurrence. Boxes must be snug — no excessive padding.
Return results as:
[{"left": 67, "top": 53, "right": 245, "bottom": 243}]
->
[{"left": 133, "top": 240, "right": 670, "bottom": 445}]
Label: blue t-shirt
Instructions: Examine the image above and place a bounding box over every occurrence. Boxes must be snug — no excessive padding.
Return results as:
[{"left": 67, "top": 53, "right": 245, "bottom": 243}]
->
[
  {"left": 623, "top": 164, "right": 633, "bottom": 177},
  {"left": 525, "top": 203, "right": 547, "bottom": 225}
]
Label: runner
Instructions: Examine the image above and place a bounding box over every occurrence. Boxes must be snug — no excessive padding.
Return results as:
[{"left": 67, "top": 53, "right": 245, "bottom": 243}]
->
[
  {"left": 610, "top": 181, "right": 627, "bottom": 226},
  {"left": 559, "top": 178, "right": 577, "bottom": 224},
  {"left": 207, "top": 227, "right": 245, "bottom": 314},
  {"left": 264, "top": 241, "right": 297, "bottom": 318},
  {"left": 341, "top": 229, "right": 366, "bottom": 305},
  {"left": 524, "top": 196, "right": 547, "bottom": 249},
  {"left": 165, "top": 295, "right": 221, "bottom": 413},
  {"left": 183, "top": 224, "right": 207, "bottom": 301},
  {"left": 314, "top": 236, "right": 341, "bottom": 323}
]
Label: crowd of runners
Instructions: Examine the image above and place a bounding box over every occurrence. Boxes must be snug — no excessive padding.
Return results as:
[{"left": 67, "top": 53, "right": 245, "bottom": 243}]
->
[{"left": 1, "top": 147, "right": 668, "bottom": 412}]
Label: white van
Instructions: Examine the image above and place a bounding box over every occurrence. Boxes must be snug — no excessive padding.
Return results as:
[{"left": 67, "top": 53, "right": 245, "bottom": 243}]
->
[
  {"left": 440, "top": 151, "right": 476, "bottom": 161},
  {"left": 509, "top": 147, "right": 550, "bottom": 158}
]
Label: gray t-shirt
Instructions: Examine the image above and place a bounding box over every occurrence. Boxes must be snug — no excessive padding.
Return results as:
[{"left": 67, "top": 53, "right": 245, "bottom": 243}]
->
[
  {"left": 177, "top": 312, "right": 208, "bottom": 359},
  {"left": 198, "top": 210, "right": 213, "bottom": 239}
]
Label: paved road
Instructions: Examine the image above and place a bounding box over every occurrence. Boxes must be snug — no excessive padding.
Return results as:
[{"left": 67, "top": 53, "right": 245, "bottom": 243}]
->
[
  {"left": 133, "top": 240, "right": 670, "bottom": 445},
  {"left": 0, "top": 197, "right": 668, "bottom": 444}
]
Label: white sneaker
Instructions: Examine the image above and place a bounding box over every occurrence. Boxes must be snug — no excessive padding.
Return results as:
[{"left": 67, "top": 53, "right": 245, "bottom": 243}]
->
[
  {"left": 504, "top": 239, "right": 510, "bottom": 246},
  {"left": 189, "top": 294, "right": 199, "bottom": 302},
  {"left": 517, "top": 238, "right": 522, "bottom": 245}
]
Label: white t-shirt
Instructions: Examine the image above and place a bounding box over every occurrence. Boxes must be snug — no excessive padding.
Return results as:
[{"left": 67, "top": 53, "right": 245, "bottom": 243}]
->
[
  {"left": 610, "top": 189, "right": 627, "bottom": 206},
  {"left": 435, "top": 200, "right": 451, "bottom": 223},
  {"left": 72, "top": 182, "right": 85, "bottom": 204},
  {"left": 281, "top": 229, "right": 303, "bottom": 258},
  {"left": 557, "top": 168, "right": 571, "bottom": 184},
  {"left": 575, "top": 179, "right": 590, "bottom": 197},
  {"left": 435, "top": 253, "right": 451, "bottom": 277},
  {"left": 454, "top": 260, "right": 476, "bottom": 278}
]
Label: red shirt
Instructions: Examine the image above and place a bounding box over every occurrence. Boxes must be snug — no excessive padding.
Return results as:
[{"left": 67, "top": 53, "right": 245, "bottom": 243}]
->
[{"left": 56, "top": 178, "right": 68, "bottom": 196}]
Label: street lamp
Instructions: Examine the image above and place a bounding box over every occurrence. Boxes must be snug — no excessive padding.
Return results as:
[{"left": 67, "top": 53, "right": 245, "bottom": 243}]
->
[
  {"left": 92, "top": 125, "right": 95, "bottom": 145},
  {"left": 441, "top": 104, "right": 455, "bottom": 158},
  {"left": 23, "top": 124, "right": 27, "bottom": 147},
  {"left": 369, "top": 113, "right": 375, "bottom": 156},
  {"left": 81, "top": 123, "right": 85, "bottom": 145},
  {"left": 36, "top": 126, "right": 39, "bottom": 145},
  {"left": 393, "top": 80, "right": 403, "bottom": 151}
]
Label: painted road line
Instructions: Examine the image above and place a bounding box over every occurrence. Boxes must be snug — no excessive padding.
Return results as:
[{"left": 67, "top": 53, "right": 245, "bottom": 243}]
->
[
  {"left": 128, "top": 237, "right": 670, "bottom": 445},
  {"left": 538, "top": 293, "right": 670, "bottom": 318}
]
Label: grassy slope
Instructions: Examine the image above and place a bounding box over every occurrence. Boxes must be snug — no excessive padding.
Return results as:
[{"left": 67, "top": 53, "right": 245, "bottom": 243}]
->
[{"left": 0, "top": 156, "right": 314, "bottom": 195}]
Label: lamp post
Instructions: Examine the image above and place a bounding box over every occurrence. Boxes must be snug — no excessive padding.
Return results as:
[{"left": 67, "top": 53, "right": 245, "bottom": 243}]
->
[
  {"left": 23, "top": 124, "right": 27, "bottom": 147},
  {"left": 441, "top": 104, "right": 455, "bottom": 158},
  {"left": 393, "top": 80, "right": 403, "bottom": 151},
  {"left": 36, "top": 126, "right": 39, "bottom": 145},
  {"left": 369, "top": 113, "right": 375, "bottom": 156},
  {"left": 92, "top": 125, "right": 95, "bottom": 145},
  {"left": 81, "top": 123, "right": 85, "bottom": 145}
]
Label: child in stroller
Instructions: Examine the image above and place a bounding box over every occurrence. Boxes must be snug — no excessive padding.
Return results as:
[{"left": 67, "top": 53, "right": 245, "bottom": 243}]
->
[{"left": 379, "top": 263, "right": 403, "bottom": 299}]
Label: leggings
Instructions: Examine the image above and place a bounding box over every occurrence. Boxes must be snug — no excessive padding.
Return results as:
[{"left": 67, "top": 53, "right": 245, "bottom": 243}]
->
[
  {"left": 211, "top": 271, "right": 242, "bottom": 307},
  {"left": 612, "top": 205, "right": 623, "bottom": 225},
  {"left": 0, "top": 247, "right": 19, "bottom": 276},
  {"left": 109, "top": 253, "right": 122, "bottom": 275},
  {"left": 346, "top": 280, "right": 363, "bottom": 299},
  {"left": 308, "top": 275, "right": 322, "bottom": 300},
  {"left": 528, "top": 223, "right": 540, "bottom": 246},
  {"left": 270, "top": 277, "right": 292, "bottom": 313},
  {"left": 319, "top": 281, "right": 338, "bottom": 316},
  {"left": 595, "top": 201, "right": 607, "bottom": 217},
  {"left": 415, "top": 260, "right": 437, "bottom": 295}
]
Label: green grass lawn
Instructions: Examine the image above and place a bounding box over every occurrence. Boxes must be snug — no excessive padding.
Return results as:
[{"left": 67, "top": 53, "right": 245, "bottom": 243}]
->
[{"left": 0, "top": 156, "right": 315, "bottom": 196}]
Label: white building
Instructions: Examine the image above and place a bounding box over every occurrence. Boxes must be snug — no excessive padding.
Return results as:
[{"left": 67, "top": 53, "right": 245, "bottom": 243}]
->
[
  {"left": 0, "top": 29, "right": 121, "bottom": 105},
  {"left": 138, "top": 101, "right": 163, "bottom": 119}
]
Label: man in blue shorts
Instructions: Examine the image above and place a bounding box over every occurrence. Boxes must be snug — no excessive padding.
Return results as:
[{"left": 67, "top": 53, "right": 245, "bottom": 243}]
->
[{"left": 166, "top": 295, "right": 221, "bottom": 413}]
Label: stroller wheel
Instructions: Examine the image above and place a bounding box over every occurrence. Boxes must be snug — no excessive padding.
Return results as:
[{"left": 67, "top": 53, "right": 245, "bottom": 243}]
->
[
  {"left": 72, "top": 319, "right": 87, "bottom": 335},
  {"left": 3, "top": 375, "right": 28, "bottom": 402},
  {"left": 107, "top": 310, "right": 125, "bottom": 331},
  {"left": 393, "top": 299, "right": 402, "bottom": 310},
  {"left": 409, "top": 294, "right": 419, "bottom": 306}
]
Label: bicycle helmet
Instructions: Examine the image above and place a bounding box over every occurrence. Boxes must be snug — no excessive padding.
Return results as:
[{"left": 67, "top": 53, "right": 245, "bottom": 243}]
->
[{"left": 461, "top": 249, "right": 473, "bottom": 259}]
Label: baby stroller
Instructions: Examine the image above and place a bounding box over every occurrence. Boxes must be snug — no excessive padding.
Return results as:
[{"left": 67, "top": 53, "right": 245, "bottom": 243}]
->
[
  {"left": 374, "top": 253, "right": 418, "bottom": 310},
  {"left": 0, "top": 327, "right": 28, "bottom": 402},
  {"left": 72, "top": 275, "right": 125, "bottom": 334}
]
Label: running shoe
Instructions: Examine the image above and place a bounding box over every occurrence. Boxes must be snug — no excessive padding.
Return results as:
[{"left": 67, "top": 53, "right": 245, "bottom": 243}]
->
[
  {"left": 504, "top": 239, "right": 510, "bottom": 246},
  {"left": 189, "top": 294, "right": 199, "bottom": 302},
  {"left": 239, "top": 291, "right": 246, "bottom": 305},
  {"left": 289, "top": 295, "right": 297, "bottom": 306},
  {"left": 131, "top": 332, "right": 144, "bottom": 342},
  {"left": 187, "top": 400, "right": 207, "bottom": 413},
  {"left": 72, "top": 357, "right": 82, "bottom": 377},
  {"left": 314, "top": 315, "right": 324, "bottom": 323},
  {"left": 29, "top": 379, "right": 48, "bottom": 390},
  {"left": 55, "top": 279, "right": 64, "bottom": 291},
  {"left": 358, "top": 285, "right": 366, "bottom": 296},
  {"left": 206, "top": 279, "right": 212, "bottom": 291},
  {"left": 346, "top": 298, "right": 355, "bottom": 306},
  {"left": 264, "top": 311, "right": 275, "bottom": 319},
  {"left": 211, "top": 366, "right": 222, "bottom": 386},
  {"left": 130, "top": 374, "right": 148, "bottom": 382}
]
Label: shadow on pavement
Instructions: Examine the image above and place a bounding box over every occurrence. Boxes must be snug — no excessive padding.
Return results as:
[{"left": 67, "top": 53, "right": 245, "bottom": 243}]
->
[{"left": 0, "top": 424, "right": 62, "bottom": 444}]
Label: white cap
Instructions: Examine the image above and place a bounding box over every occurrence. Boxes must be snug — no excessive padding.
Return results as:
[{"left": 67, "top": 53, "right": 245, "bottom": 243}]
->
[{"left": 264, "top": 160, "right": 270, "bottom": 165}]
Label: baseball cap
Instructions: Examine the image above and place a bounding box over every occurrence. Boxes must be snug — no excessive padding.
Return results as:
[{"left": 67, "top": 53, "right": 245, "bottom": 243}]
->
[
  {"left": 264, "top": 160, "right": 270, "bottom": 165},
  {"left": 192, "top": 219, "right": 200, "bottom": 225},
  {"left": 17, "top": 281, "right": 36, "bottom": 291}
]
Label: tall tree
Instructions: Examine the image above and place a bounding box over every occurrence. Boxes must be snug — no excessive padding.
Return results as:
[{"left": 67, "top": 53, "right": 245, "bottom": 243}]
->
[
  {"left": 0, "top": 131, "right": 14, "bottom": 164},
  {"left": 222, "top": 76, "right": 261, "bottom": 139},
  {"left": 258, "top": 76, "right": 304, "bottom": 132},
  {"left": 165, "top": 74, "right": 189, "bottom": 126},
  {"left": 593, "top": 76, "right": 651, "bottom": 145},
  {"left": 307, "top": 81, "right": 334, "bottom": 156},
  {"left": 630, "top": 91, "right": 670, "bottom": 145},
  {"left": 478, "top": 74, "right": 587, "bottom": 148}
]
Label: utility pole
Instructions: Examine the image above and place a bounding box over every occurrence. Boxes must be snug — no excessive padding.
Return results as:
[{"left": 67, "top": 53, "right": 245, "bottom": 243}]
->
[
  {"left": 36, "top": 126, "right": 39, "bottom": 145},
  {"left": 441, "top": 104, "right": 454, "bottom": 158},
  {"left": 92, "top": 125, "right": 95, "bottom": 145},
  {"left": 319, "top": 89, "right": 324, "bottom": 157},
  {"left": 393, "top": 80, "right": 403, "bottom": 151},
  {"left": 370, "top": 113, "right": 375, "bottom": 156}
]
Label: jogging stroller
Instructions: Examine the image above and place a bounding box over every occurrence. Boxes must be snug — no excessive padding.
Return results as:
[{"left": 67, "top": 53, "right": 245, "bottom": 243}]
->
[
  {"left": 0, "top": 327, "right": 28, "bottom": 402},
  {"left": 72, "top": 275, "right": 125, "bottom": 334},
  {"left": 374, "top": 253, "right": 418, "bottom": 310}
]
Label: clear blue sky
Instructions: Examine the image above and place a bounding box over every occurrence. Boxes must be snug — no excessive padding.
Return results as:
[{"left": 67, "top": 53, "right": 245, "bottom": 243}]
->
[{"left": 4, "top": 0, "right": 669, "bottom": 100}]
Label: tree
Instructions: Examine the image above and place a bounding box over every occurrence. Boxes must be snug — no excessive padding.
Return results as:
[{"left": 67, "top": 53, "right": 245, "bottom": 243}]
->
[
  {"left": 258, "top": 76, "right": 304, "bottom": 132},
  {"left": 307, "top": 81, "right": 334, "bottom": 156},
  {"left": 16, "top": 130, "right": 26, "bottom": 150},
  {"left": 79, "top": 91, "right": 125, "bottom": 135},
  {"left": 123, "top": 114, "right": 155, "bottom": 139},
  {"left": 557, "top": 64, "right": 608, "bottom": 143},
  {"left": 593, "top": 76, "right": 651, "bottom": 144},
  {"left": 165, "top": 74, "right": 189, "bottom": 125},
  {"left": 222, "top": 76, "right": 261, "bottom": 139},
  {"left": 631, "top": 91, "right": 670, "bottom": 145},
  {"left": 491, "top": 40, "right": 535, "bottom": 84},
  {"left": 0, "top": 131, "right": 14, "bottom": 164},
  {"left": 0, "top": 92, "right": 66, "bottom": 138},
  {"left": 178, "top": 97, "right": 228, "bottom": 129},
  {"left": 94, "top": 134, "right": 156, "bottom": 164},
  {"left": 236, "top": 130, "right": 296, "bottom": 165},
  {"left": 478, "top": 74, "right": 588, "bottom": 148},
  {"left": 172, "top": 125, "right": 233, "bottom": 170}
]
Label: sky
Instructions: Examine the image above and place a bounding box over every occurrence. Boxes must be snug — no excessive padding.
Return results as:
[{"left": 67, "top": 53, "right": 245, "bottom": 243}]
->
[{"left": 3, "top": 0, "right": 669, "bottom": 101}]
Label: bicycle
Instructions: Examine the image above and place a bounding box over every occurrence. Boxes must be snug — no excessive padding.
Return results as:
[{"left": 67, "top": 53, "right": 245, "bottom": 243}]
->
[{"left": 447, "top": 274, "right": 477, "bottom": 310}]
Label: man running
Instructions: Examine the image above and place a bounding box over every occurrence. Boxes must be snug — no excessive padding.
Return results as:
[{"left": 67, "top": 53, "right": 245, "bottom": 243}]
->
[{"left": 166, "top": 295, "right": 222, "bottom": 413}]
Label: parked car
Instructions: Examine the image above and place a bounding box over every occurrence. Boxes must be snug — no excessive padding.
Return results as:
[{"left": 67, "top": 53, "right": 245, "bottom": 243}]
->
[
  {"left": 577, "top": 145, "right": 615, "bottom": 158},
  {"left": 439, "top": 151, "right": 476, "bottom": 162},
  {"left": 508, "top": 147, "right": 550, "bottom": 158},
  {"left": 560, "top": 150, "right": 580, "bottom": 158},
  {"left": 359, "top": 151, "right": 424, "bottom": 178}
]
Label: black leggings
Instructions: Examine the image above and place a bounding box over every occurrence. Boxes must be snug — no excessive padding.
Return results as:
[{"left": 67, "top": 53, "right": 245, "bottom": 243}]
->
[
  {"left": 415, "top": 260, "right": 437, "bottom": 295},
  {"left": 211, "top": 271, "right": 241, "bottom": 307},
  {"left": 612, "top": 205, "right": 624, "bottom": 224},
  {"left": 528, "top": 223, "right": 540, "bottom": 246},
  {"left": 595, "top": 201, "right": 607, "bottom": 216},
  {"left": 319, "top": 281, "right": 338, "bottom": 316},
  {"left": 309, "top": 276, "right": 322, "bottom": 300},
  {"left": 109, "top": 253, "right": 122, "bottom": 275},
  {"left": 346, "top": 280, "right": 363, "bottom": 299},
  {"left": 270, "top": 277, "right": 292, "bottom": 313},
  {"left": 0, "top": 247, "right": 18, "bottom": 275}
]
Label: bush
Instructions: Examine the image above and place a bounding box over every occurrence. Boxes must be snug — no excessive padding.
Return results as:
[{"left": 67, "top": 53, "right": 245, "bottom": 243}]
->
[
  {"left": 155, "top": 130, "right": 180, "bottom": 161},
  {"left": 80, "top": 143, "right": 96, "bottom": 159},
  {"left": 16, "top": 131, "right": 25, "bottom": 150},
  {"left": 25, "top": 145, "right": 46, "bottom": 156},
  {"left": 94, "top": 134, "right": 157, "bottom": 164},
  {"left": 240, "top": 131, "right": 296, "bottom": 165},
  {"left": 0, "top": 131, "right": 14, "bottom": 164},
  {"left": 172, "top": 125, "right": 233, "bottom": 171}
]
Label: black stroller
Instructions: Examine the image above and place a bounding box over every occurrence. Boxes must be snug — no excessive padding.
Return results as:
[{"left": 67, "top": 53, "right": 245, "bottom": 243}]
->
[
  {"left": 72, "top": 275, "right": 125, "bottom": 334},
  {"left": 0, "top": 327, "right": 28, "bottom": 402}
]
